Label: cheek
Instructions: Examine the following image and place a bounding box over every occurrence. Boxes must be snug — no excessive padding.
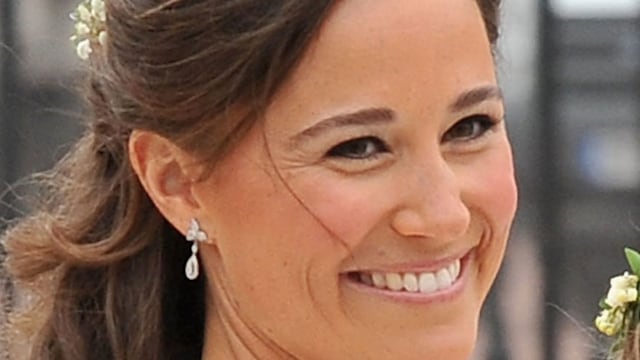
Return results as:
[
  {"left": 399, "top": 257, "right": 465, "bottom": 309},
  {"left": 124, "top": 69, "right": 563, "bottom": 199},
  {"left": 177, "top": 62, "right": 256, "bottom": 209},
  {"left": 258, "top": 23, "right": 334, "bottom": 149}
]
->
[
  {"left": 493, "top": 152, "right": 518, "bottom": 224},
  {"left": 288, "top": 175, "right": 395, "bottom": 247},
  {"left": 463, "top": 140, "right": 518, "bottom": 277},
  {"left": 465, "top": 141, "right": 518, "bottom": 227}
]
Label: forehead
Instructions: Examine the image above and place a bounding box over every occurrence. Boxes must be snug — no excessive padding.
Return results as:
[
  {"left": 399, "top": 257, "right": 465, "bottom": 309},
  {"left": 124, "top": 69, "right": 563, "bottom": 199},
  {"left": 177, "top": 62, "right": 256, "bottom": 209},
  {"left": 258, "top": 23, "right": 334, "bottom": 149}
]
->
[{"left": 267, "top": 0, "right": 496, "bottom": 120}]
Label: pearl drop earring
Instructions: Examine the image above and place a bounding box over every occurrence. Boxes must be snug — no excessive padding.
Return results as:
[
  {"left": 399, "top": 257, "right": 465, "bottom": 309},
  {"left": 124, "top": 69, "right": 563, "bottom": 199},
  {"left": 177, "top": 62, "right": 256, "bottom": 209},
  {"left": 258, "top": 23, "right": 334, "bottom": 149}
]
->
[{"left": 184, "top": 218, "right": 208, "bottom": 280}]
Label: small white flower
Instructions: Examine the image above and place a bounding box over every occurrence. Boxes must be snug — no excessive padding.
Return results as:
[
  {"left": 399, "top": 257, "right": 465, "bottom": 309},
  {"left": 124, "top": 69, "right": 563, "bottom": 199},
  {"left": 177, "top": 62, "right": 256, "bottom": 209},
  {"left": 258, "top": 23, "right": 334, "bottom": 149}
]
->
[
  {"left": 605, "top": 272, "right": 639, "bottom": 308},
  {"left": 98, "top": 31, "right": 108, "bottom": 47},
  {"left": 610, "top": 272, "right": 638, "bottom": 290},
  {"left": 90, "top": 0, "right": 104, "bottom": 13},
  {"left": 70, "top": 0, "right": 107, "bottom": 60},
  {"left": 76, "top": 39, "right": 92, "bottom": 60},
  {"left": 606, "top": 287, "right": 638, "bottom": 308},
  {"left": 91, "top": 0, "right": 106, "bottom": 22},
  {"left": 77, "top": 4, "right": 92, "bottom": 23},
  {"left": 595, "top": 309, "right": 624, "bottom": 336},
  {"left": 75, "top": 22, "right": 91, "bottom": 36}
]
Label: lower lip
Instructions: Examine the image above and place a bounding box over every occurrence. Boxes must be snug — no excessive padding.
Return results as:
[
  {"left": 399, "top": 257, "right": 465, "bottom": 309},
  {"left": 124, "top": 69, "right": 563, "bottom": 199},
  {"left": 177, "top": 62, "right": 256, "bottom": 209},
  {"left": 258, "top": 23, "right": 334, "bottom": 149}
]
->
[{"left": 341, "top": 252, "right": 472, "bottom": 305}]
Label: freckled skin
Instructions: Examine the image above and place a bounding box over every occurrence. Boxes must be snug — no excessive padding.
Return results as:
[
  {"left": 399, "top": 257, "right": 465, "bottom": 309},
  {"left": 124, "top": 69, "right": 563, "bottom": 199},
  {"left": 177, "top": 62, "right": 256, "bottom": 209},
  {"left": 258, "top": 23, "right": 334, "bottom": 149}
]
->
[{"left": 191, "top": 1, "right": 517, "bottom": 359}]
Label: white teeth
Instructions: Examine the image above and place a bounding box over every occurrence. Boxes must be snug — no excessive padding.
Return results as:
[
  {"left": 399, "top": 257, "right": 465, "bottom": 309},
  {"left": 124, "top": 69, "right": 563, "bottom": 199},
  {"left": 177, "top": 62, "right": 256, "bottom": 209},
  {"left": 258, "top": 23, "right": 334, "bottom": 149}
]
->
[
  {"left": 448, "top": 263, "right": 456, "bottom": 278},
  {"left": 385, "top": 273, "right": 404, "bottom": 291},
  {"left": 403, "top": 273, "right": 419, "bottom": 292},
  {"left": 451, "top": 260, "right": 461, "bottom": 279},
  {"left": 372, "top": 272, "right": 386, "bottom": 288},
  {"left": 355, "top": 259, "right": 462, "bottom": 294},
  {"left": 419, "top": 272, "right": 438, "bottom": 294},
  {"left": 435, "top": 268, "right": 452, "bottom": 289}
]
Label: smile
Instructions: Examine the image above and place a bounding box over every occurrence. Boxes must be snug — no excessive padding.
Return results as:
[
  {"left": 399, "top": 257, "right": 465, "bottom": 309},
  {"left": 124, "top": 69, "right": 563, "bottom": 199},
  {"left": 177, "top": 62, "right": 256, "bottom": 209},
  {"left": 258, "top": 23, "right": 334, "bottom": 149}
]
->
[{"left": 348, "top": 258, "right": 462, "bottom": 295}]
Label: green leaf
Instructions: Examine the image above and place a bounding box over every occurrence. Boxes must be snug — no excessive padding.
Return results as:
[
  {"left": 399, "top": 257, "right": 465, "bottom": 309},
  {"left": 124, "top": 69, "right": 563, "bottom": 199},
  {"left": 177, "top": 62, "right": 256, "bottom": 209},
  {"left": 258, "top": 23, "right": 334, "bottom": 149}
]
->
[
  {"left": 624, "top": 248, "right": 640, "bottom": 276},
  {"left": 600, "top": 297, "right": 612, "bottom": 310}
]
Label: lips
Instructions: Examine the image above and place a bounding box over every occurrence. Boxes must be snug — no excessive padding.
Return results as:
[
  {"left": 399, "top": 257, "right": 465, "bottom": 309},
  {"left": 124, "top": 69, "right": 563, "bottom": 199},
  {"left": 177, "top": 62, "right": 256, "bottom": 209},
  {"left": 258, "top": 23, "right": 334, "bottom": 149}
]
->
[{"left": 348, "top": 259, "right": 462, "bottom": 294}]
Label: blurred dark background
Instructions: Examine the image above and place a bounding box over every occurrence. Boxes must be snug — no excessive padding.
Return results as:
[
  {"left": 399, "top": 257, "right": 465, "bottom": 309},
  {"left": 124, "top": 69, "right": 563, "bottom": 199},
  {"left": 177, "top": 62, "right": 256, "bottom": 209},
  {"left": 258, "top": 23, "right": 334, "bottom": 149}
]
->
[{"left": 2, "top": 1, "right": 640, "bottom": 359}]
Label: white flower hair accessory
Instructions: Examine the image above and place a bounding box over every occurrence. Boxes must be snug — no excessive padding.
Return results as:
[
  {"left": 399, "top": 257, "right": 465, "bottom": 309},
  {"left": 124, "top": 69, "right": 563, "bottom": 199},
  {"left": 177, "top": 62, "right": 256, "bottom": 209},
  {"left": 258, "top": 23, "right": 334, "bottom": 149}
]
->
[
  {"left": 595, "top": 248, "right": 640, "bottom": 355},
  {"left": 70, "top": 0, "right": 107, "bottom": 60}
]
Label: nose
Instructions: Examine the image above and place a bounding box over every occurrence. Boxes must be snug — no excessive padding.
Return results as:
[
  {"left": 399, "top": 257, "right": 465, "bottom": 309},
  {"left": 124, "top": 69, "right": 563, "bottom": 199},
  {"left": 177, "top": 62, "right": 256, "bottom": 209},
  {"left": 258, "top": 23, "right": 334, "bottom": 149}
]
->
[{"left": 390, "top": 158, "right": 471, "bottom": 240}]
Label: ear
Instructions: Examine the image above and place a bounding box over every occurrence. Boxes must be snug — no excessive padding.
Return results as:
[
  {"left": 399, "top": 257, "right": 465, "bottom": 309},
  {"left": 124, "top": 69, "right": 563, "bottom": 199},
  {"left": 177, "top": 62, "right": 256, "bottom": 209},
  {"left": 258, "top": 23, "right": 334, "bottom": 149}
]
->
[{"left": 128, "top": 130, "right": 201, "bottom": 235}]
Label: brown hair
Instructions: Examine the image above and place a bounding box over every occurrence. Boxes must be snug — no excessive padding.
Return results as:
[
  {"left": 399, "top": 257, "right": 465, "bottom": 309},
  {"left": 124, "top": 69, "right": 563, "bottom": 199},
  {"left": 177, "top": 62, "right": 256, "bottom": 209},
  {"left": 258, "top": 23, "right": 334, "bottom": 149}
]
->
[
  {"left": 1, "top": 1, "right": 502, "bottom": 359},
  {"left": 619, "top": 325, "right": 640, "bottom": 360}
]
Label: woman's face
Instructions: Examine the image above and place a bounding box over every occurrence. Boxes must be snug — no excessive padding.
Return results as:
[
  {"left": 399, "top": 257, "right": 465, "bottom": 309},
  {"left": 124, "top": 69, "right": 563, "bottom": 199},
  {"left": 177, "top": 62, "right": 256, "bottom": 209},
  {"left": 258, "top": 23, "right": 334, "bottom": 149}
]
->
[{"left": 194, "top": 0, "right": 517, "bottom": 358}]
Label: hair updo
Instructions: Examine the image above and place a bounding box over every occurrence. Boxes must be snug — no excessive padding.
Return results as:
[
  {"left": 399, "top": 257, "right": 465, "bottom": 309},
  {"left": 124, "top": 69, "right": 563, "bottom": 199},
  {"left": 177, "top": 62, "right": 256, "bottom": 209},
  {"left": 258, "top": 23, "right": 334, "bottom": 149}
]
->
[{"left": 1, "top": 1, "right": 501, "bottom": 359}]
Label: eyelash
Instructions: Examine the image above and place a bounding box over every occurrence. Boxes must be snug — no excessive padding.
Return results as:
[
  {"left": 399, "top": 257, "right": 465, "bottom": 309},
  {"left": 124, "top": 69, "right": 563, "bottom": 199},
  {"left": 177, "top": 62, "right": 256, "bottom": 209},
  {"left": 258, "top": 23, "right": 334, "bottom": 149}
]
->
[
  {"left": 324, "top": 114, "right": 498, "bottom": 161},
  {"left": 442, "top": 114, "right": 497, "bottom": 143},
  {"left": 326, "top": 136, "right": 389, "bottom": 160}
]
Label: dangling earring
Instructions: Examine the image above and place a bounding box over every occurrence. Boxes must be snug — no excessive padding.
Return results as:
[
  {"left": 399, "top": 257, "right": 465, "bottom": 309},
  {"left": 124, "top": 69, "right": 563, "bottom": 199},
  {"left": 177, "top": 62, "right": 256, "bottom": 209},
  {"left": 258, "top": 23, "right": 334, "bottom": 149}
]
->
[{"left": 185, "top": 218, "right": 208, "bottom": 280}]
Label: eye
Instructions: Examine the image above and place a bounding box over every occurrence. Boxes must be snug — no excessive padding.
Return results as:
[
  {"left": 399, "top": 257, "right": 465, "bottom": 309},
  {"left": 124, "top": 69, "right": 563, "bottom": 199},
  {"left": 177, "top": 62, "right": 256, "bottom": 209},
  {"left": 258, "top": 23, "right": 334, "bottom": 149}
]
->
[
  {"left": 443, "top": 115, "right": 496, "bottom": 142},
  {"left": 326, "top": 136, "right": 389, "bottom": 160}
]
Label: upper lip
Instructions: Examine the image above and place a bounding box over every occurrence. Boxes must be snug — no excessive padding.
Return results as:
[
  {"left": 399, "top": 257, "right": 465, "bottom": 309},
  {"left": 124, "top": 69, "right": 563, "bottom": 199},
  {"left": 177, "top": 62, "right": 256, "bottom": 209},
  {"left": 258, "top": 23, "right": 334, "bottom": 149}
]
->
[{"left": 343, "top": 248, "right": 472, "bottom": 274}]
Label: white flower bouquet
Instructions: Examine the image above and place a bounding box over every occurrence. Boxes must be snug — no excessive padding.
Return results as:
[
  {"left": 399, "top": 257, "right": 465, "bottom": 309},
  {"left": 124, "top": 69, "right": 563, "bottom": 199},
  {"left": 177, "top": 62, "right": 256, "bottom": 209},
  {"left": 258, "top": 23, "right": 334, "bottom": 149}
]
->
[{"left": 595, "top": 248, "right": 640, "bottom": 357}]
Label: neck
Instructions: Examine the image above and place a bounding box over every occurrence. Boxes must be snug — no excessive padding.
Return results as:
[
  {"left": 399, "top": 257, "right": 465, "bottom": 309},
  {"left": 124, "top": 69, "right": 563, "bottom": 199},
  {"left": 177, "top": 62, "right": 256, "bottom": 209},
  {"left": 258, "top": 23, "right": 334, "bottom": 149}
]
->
[
  {"left": 201, "top": 292, "right": 294, "bottom": 360},
  {"left": 201, "top": 309, "right": 246, "bottom": 359}
]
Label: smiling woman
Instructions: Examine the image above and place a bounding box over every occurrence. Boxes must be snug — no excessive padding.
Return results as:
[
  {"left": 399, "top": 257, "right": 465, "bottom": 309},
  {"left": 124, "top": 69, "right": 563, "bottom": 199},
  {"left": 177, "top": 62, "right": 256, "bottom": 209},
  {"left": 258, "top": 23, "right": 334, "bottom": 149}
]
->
[{"left": 1, "top": 1, "right": 515, "bottom": 359}]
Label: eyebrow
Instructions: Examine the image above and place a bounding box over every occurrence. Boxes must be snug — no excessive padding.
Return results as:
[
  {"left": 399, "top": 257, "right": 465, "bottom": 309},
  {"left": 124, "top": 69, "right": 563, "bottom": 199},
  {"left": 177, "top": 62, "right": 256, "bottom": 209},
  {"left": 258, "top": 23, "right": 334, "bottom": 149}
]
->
[
  {"left": 449, "top": 85, "right": 503, "bottom": 112},
  {"left": 288, "top": 107, "right": 395, "bottom": 148},
  {"left": 287, "top": 86, "right": 502, "bottom": 148}
]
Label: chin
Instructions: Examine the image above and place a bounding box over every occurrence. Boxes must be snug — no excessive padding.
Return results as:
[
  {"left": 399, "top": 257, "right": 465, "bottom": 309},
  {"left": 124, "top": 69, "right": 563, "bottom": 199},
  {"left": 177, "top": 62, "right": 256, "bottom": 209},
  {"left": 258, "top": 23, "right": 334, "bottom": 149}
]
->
[
  {"left": 378, "top": 315, "right": 479, "bottom": 360},
  {"left": 423, "top": 306, "right": 480, "bottom": 360},
  {"left": 384, "top": 334, "right": 476, "bottom": 360}
]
